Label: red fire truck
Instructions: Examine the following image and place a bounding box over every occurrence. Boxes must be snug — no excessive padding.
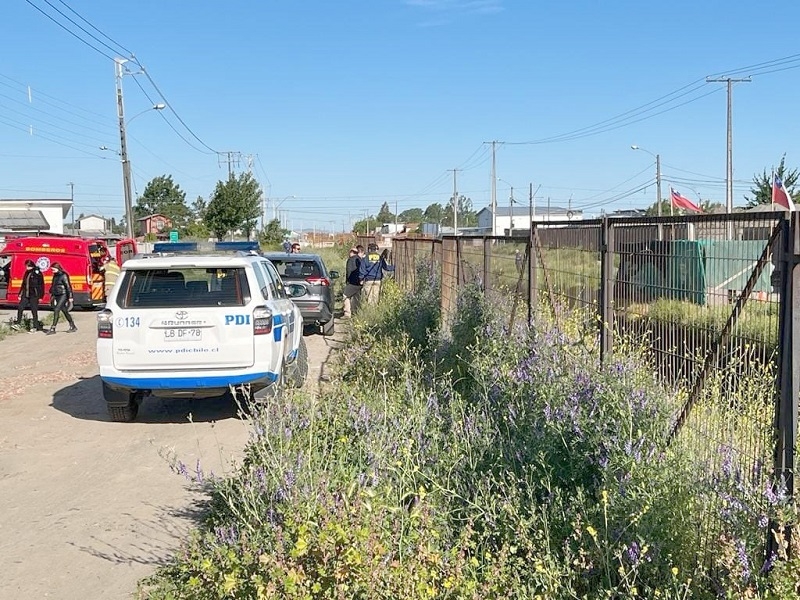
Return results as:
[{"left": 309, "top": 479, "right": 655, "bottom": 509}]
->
[{"left": 0, "top": 236, "right": 136, "bottom": 308}]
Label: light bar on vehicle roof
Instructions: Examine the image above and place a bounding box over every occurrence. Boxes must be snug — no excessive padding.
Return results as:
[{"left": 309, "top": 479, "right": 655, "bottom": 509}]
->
[{"left": 151, "top": 241, "right": 261, "bottom": 254}]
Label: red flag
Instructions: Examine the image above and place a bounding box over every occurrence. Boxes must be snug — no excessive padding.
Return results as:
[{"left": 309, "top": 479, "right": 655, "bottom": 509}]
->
[
  {"left": 772, "top": 174, "right": 796, "bottom": 211},
  {"left": 670, "top": 188, "right": 702, "bottom": 213}
]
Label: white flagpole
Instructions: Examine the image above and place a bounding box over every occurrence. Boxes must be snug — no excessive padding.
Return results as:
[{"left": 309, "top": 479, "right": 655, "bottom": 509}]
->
[{"left": 771, "top": 168, "right": 776, "bottom": 208}]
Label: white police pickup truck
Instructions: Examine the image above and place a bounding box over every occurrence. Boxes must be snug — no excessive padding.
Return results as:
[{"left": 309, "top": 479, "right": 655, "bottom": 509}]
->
[{"left": 96, "top": 251, "right": 307, "bottom": 422}]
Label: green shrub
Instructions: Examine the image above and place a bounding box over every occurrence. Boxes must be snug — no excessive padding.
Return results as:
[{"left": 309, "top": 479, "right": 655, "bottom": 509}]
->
[{"left": 139, "top": 262, "right": 797, "bottom": 599}]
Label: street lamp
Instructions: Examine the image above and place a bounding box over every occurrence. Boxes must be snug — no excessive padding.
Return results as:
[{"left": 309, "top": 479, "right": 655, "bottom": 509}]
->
[
  {"left": 631, "top": 145, "right": 663, "bottom": 240},
  {"left": 273, "top": 195, "right": 295, "bottom": 223},
  {"left": 116, "top": 98, "right": 165, "bottom": 239}
]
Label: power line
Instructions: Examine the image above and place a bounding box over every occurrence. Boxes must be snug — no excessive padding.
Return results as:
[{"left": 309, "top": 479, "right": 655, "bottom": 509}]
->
[
  {"left": 0, "top": 97, "right": 114, "bottom": 145},
  {"left": 23, "top": 0, "right": 116, "bottom": 61},
  {"left": 38, "top": 0, "right": 127, "bottom": 57},
  {"left": 23, "top": 3, "right": 218, "bottom": 156},
  {"left": 128, "top": 72, "right": 212, "bottom": 155},
  {"left": 53, "top": 0, "right": 134, "bottom": 56},
  {"left": 0, "top": 74, "right": 115, "bottom": 125},
  {"left": 710, "top": 51, "right": 800, "bottom": 79},
  {"left": 132, "top": 59, "right": 218, "bottom": 154}
]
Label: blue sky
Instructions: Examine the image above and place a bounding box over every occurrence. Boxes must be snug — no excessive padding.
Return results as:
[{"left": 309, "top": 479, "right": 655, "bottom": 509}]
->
[{"left": 2, "top": 1, "right": 800, "bottom": 230}]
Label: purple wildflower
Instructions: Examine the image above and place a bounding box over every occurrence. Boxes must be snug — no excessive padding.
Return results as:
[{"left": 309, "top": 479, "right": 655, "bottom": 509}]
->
[
  {"left": 736, "top": 539, "right": 751, "bottom": 581},
  {"left": 626, "top": 541, "right": 640, "bottom": 566}
]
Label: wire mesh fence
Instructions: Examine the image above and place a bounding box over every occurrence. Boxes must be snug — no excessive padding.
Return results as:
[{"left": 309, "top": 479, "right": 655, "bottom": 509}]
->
[{"left": 392, "top": 211, "right": 797, "bottom": 565}]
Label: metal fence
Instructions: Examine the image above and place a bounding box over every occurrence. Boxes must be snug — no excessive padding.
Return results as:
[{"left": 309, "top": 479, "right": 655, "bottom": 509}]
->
[{"left": 392, "top": 211, "right": 798, "bottom": 562}]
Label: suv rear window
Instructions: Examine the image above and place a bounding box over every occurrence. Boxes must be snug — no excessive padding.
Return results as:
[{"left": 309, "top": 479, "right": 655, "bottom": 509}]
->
[
  {"left": 117, "top": 267, "right": 251, "bottom": 308},
  {"left": 269, "top": 259, "right": 321, "bottom": 279}
]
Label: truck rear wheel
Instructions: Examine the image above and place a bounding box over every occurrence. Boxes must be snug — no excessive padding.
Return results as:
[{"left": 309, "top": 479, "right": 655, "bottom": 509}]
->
[
  {"left": 103, "top": 382, "right": 141, "bottom": 422},
  {"left": 287, "top": 337, "right": 308, "bottom": 388},
  {"left": 108, "top": 402, "right": 138, "bottom": 423}
]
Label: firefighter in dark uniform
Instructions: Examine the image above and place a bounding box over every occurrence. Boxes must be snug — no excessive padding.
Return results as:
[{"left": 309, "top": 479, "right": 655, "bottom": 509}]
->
[{"left": 12, "top": 259, "right": 45, "bottom": 332}]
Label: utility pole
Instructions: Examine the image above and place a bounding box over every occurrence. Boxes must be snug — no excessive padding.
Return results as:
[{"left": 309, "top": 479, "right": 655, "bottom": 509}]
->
[
  {"left": 218, "top": 151, "right": 241, "bottom": 177},
  {"left": 706, "top": 76, "right": 751, "bottom": 239},
  {"left": 529, "top": 183, "right": 541, "bottom": 232},
  {"left": 449, "top": 168, "right": 461, "bottom": 234},
  {"left": 115, "top": 58, "right": 135, "bottom": 240},
  {"left": 484, "top": 141, "right": 501, "bottom": 236},
  {"left": 509, "top": 186, "right": 515, "bottom": 237}
]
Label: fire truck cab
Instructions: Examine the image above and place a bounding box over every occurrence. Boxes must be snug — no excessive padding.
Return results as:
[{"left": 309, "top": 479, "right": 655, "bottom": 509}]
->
[{"left": 0, "top": 236, "right": 136, "bottom": 309}]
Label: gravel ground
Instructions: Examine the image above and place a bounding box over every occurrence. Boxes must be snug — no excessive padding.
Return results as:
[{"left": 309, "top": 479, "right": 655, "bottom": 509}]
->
[{"left": 0, "top": 307, "right": 345, "bottom": 599}]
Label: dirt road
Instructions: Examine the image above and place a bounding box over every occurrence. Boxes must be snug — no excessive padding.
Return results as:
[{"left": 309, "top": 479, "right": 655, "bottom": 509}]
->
[{"left": 0, "top": 309, "right": 345, "bottom": 599}]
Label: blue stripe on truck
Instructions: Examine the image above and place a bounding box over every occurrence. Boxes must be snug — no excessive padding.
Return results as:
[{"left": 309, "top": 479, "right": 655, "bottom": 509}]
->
[
  {"left": 102, "top": 372, "right": 277, "bottom": 389},
  {"left": 273, "top": 314, "right": 284, "bottom": 342}
]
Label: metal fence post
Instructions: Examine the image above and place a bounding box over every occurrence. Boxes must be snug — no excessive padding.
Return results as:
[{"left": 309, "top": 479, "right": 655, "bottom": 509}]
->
[
  {"left": 483, "top": 237, "right": 492, "bottom": 299},
  {"left": 442, "top": 237, "right": 457, "bottom": 325},
  {"left": 772, "top": 212, "right": 798, "bottom": 558},
  {"left": 528, "top": 225, "right": 537, "bottom": 327},
  {"left": 599, "top": 217, "right": 614, "bottom": 364}
]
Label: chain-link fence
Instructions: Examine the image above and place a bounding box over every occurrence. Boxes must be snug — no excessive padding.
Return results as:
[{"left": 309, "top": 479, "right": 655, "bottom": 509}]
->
[{"left": 393, "top": 211, "right": 798, "bottom": 564}]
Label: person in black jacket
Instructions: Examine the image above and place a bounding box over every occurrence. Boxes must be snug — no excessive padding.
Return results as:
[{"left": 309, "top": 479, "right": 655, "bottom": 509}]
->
[
  {"left": 342, "top": 246, "right": 362, "bottom": 317},
  {"left": 12, "top": 259, "right": 45, "bottom": 332},
  {"left": 47, "top": 262, "right": 77, "bottom": 335}
]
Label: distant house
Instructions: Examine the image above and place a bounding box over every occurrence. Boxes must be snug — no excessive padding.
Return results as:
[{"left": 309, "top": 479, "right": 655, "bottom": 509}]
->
[
  {"left": 0, "top": 198, "right": 72, "bottom": 236},
  {"left": 137, "top": 214, "right": 172, "bottom": 238},
  {"left": 476, "top": 205, "right": 583, "bottom": 236},
  {"left": 78, "top": 214, "right": 107, "bottom": 232}
]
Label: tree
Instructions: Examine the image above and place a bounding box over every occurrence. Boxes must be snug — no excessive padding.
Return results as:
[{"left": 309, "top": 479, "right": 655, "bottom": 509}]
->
[
  {"left": 191, "top": 195, "right": 207, "bottom": 221},
  {"left": 134, "top": 175, "right": 190, "bottom": 228},
  {"left": 376, "top": 202, "right": 395, "bottom": 224},
  {"left": 398, "top": 208, "right": 424, "bottom": 222},
  {"left": 259, "top": 218, "right": 289, "bottom": 247},
  {"left": 644, "top": 199, "right": 672, "bottom": 217},
  {"left": 204, "top": 172, "right": 262, "bottom": 240},
  {"left": 423, "top": 203, "right": 445, "bottom": 224},
  {"left": 351, "top": 216, "right": 375, "bottom": 234},
  {"left": 446, "top": 195, "right": 477, "bottom": 227},
  {"left": 745, "top": 156, "right": 800, "bottom": 207},
  {"left": 700, "top": 199, "right": 725, "bottom": 213}
]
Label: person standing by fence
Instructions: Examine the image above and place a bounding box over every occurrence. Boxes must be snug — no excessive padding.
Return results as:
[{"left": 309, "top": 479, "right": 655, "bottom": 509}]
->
[
  {"left": 46, "top": 262, "right": 77, "bottom": 335},
  {"left": 359, "top": 243, "right": 394, "bottom": 305},
  {"left": 343, "top": 246, "right": 362, "bottom": 317},
  {"left": 12, "top": 259, "right": 44, "bottom": 332}
]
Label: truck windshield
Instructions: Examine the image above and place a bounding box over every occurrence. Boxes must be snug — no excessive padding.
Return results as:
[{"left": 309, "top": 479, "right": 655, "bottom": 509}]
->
[{"left": 117, "top": 267, "right": 251, "bottom": 308}]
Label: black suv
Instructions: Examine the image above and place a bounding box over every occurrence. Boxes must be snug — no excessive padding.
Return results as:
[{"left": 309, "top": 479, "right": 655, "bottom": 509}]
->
[{"left": 264, "top": 252, "right": 339, "bottom": 335}]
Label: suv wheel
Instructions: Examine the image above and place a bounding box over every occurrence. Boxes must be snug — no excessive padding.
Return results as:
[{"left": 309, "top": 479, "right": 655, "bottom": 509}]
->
[
  {"left": 103, "top": 382, "right": 141, "bottom": 422},
  {"left": 287, "top": 337, "right": 308, "bottom": 388},
  {"left": 321, "top": 318, "right": 334, "bottom": 336},
  {"left": 108, "top": 402, "right": 139, "bottom": 423}
]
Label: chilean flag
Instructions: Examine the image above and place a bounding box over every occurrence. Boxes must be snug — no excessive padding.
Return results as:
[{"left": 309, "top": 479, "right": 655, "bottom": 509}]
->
[
  {"left": 670, "top": 187, "right": 702, "bottom": 213},
  {"left": 772, "top": 174, "right": 796, "bottom": 211}
]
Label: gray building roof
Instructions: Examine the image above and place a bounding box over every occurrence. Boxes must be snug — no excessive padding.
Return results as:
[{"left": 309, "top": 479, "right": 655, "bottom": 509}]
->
[
  {"left": 0, "top": 198, "right": 72, "bottom": 217},
  {"left": 0, "top": 210, "right": 50, "bottom": 231}
]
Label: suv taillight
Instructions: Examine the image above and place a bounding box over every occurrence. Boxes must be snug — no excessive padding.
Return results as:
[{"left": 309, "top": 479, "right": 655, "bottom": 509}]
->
[
  {"left": 305, "top": 276, "right": 330, "bottom": 287},
  {"left": 253, "top": 306, "right": 273, "bottom": 335},
  {"left": 97, "top": 309, "right": 113, "bottom": 339}
]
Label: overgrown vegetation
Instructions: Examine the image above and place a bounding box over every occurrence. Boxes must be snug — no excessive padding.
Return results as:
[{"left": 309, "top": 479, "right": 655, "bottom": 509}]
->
[
  {"left": 624, "top": 298, "right": 779, "bottom": 349},
  {"left": 138, "top": 263, "right": 799, "bottom": 599}
]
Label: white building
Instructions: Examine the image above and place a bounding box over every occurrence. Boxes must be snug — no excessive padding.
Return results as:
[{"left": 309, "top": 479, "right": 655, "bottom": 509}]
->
[
  {"left": 0, "top": 198, "right": 73, "bottom": 236},
  {"left": 476, "top": 205, "right": 583, "bottom": 236},
  {"left": 78, "top": 214, "right": 107, "bottom": 232}
]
